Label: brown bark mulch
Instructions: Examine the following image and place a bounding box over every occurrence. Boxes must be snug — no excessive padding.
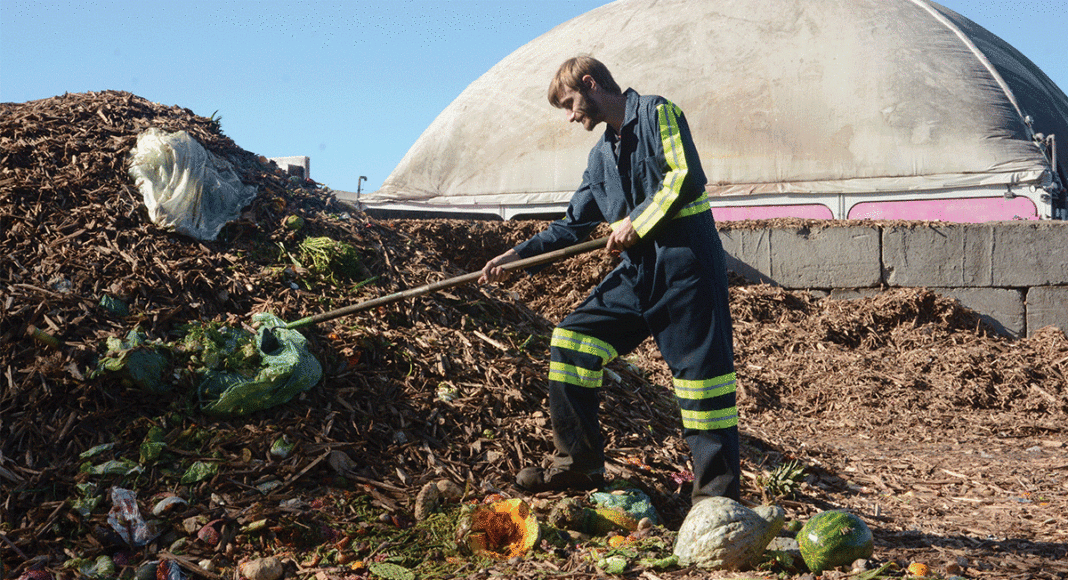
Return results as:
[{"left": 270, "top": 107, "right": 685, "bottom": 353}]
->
[{"left": 2, "top": 91, "right": 1066, "bottom": 580}]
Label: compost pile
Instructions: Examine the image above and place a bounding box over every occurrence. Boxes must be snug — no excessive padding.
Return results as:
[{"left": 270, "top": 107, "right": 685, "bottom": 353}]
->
[{"left": 2, "top": 91, "right": 1067, "bottom": 580}]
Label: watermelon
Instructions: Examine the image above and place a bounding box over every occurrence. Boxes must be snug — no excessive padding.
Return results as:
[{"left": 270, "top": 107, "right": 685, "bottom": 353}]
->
[{"left": 797, "top": 510, "right": 874, "bottom": 572}]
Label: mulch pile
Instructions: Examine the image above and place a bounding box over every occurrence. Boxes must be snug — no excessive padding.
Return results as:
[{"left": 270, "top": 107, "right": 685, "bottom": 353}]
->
[{"left": 2, "top": 91, "right": 1066, "bottom": 580}]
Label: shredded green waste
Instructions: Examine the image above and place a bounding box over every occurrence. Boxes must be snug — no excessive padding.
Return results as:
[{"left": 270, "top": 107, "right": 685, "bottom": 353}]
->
[
  {"left": 92, "top": 329, "right": 172, "bottom": 393},
  {"left": 298, "top": 236, "right": 366, "bottom": 286},
  {"left": 92, "top": 313, "right": 322, "bottom": 416},
  {"left": 195, "top": 312, "right": 322, "bottom": 415}
]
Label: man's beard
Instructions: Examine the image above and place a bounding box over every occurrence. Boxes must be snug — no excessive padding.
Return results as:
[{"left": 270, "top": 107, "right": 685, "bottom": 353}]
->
[{"left": 579, "top": 95, "right": 602, "bottom": 131}]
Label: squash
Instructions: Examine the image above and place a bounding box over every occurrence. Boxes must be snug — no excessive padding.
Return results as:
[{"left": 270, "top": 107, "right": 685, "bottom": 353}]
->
[
  {"left": 673, "top": 497, "right": 786, "bottom": 570},
  {"left": 548, "top": 497, "right": 638, "bottom": 535},
  {"left": 458, "top": 498, "right": 540, "bottom": 559},
  {"left": 797, "top": 510, "right": 874, "bottom": 573},
  {"left": 907, "top": 562, "right": 931, "bottom": 577}
]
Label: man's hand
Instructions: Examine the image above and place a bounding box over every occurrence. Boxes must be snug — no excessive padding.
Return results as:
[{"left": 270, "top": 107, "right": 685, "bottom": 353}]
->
[
  {"left": 479, "top": 249, "right": 521, "bottom": 284},
  {"left": 607, "top": 217, "right": 640, "bottom": 253}
]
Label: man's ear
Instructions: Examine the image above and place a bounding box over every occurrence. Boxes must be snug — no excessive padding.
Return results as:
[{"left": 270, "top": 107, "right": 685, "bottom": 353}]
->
[{"left": 581, "top": 74, "right": 597, "bottom": 92}]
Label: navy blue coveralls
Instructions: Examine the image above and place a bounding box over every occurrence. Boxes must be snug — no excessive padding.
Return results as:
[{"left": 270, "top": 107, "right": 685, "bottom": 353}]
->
[{"left": 512, "top": 88, "right": 739, "bottom": 501}]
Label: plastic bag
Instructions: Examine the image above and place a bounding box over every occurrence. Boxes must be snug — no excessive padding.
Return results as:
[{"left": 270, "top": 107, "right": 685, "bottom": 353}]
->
[
  {"left": 107, "top": 487, "right": 162, "bottom": 547},
  {"left": 127, "top": 127, "right": 257, "bottom": 241},
  {"left": 197, "top": 313, "right": 322, "bottom": 415}
]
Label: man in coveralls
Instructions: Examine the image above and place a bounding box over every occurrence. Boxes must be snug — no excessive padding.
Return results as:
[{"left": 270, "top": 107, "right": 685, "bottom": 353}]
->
[{"left": 479, "top": 56, "right": 739, "bottom": 502}]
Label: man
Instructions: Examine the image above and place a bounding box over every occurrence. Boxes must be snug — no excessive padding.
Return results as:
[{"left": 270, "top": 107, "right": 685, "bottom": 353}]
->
[{"left": 479, "top": 56, "right": 739, "bottom": 502}]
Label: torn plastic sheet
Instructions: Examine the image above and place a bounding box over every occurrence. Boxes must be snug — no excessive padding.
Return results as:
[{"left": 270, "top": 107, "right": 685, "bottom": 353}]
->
[
  {"left": 127, "top": 127, "right": 257, "bottom": 241},
  {"left": 107, "top": 487, "right": 162, "bottom": 547}
]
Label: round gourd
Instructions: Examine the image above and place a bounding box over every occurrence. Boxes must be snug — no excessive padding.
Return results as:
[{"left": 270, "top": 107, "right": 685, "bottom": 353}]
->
[
  {"left": 797, "top": 510, "right": 874, "bottom": 573},
  {"left": 673, "top": 497, "right": 785, "bottom": 570}
]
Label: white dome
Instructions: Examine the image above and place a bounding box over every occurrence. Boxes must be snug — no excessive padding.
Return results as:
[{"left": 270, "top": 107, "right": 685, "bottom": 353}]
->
[{"left": 363, "top": 0, "right": 1068, "bottom": 221}]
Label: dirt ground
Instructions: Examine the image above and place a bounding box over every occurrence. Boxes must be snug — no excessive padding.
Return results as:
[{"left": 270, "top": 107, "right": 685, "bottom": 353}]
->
[
  {"left": 2, "top": 91, "right": 1067, "bottom": 580},
  {"left": 392, "top": 218, "right": 1068, "bottom": 579}
]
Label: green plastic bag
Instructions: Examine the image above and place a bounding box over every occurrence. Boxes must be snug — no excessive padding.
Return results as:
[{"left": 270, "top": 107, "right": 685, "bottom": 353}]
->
[{"left": 197, "top": 313, "right": 322, "bottom": 415}]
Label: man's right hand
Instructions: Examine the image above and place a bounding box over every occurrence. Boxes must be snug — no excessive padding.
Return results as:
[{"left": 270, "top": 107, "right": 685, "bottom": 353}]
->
[{"left": 479, "top": 249, "right": 521, "bottom": 284}]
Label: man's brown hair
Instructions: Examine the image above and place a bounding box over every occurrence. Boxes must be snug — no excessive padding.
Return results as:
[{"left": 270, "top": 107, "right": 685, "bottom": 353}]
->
[{"left": 548, "top": 56, "right": 622, "bottom": 108}]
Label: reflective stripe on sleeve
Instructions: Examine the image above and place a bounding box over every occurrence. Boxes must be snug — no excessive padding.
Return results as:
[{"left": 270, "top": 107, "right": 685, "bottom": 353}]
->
[
  {"left": 632, "top": 103, "right": 689, "bottom": 237},
  {"left": 673, "top": 192, "right": 710, "bottom": 219}
]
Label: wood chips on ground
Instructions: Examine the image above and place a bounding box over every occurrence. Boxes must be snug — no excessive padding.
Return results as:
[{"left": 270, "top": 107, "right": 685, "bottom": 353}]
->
[{"left": 1, "top": 91, "right": 1066, "bottom": 580}]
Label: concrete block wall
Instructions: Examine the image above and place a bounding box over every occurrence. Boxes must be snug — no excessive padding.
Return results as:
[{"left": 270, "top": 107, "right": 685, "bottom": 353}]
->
[{"left": 719, "top": 220, "right": 1068, "bottom": 338}]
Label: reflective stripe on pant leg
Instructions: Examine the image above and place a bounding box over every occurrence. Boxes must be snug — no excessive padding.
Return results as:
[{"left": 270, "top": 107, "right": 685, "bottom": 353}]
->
[
  {"left": 546, "top": 327, "right": 619, "bottom": 473},
  {"left": 673, "top": 372, "right": 740, "bottom": 500},
  {"left": 674, "top": 372, "right": 738, "bottom": 430},
  {"left": 549, "top": 328, "right": 618, "bottom": 389}
]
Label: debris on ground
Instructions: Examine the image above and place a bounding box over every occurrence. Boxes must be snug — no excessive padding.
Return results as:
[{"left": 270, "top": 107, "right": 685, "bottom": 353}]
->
[{"left": 2, "top": 91, "right": 1067, "bottom": 580}]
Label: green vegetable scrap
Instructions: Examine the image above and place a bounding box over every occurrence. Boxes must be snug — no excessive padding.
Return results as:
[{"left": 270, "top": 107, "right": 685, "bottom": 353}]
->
[
  {"left": 196, "top": 312, "right": 322, "bottom": 415},
  {"left": 367, "top": 562, "right": 414, "bottom": 580},
  {"left": 758, "top": 459, "right": 806, "bottom": 500},
  {"left": 284, "top": 214, "right": 305, "bottom": 230},
  {"left": 139, "top": 426, "right": 166, "bottom": 463},
  {"left": 270, "top": 435, "right": 295, "bottom": 459},
  {"left": 99, "top": 294, "right": 130, "bottom": 316},
  {"left": 597, "top": 555, "right": 629, "bottom": 575},
  {"left": 181, "top": 321, "right": 262, "bottom": 377},
  {"left": 591, "top": 486, "right": 659, "bottom": 525},
  {"left": 71, "top": 483, "right": 102, "bottom": 517},
  {"left": 68, "top": 555, "right": 116, "bottom": 579},
  {"left": 91, "top": 329, "right": 172, "bottom": 393},
  {"left": 298, "top": 236, "right": 366, "bottom": 286},
  {"left": 79, "top": 443, "right": 116, "bottom": 460},
  {"left": 80, "top": 458, "right": 143, "bottom": 476},
  {"left": 180, "top": 460, "right": 219, "bottom": 484}
]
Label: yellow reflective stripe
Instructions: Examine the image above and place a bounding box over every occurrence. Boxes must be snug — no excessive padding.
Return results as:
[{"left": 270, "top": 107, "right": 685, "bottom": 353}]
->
[
  {"left": 551, "top": 328, "right": 618, "bottom": 364},
  {"left": 674, "top": 372, "right": 736, "bottom": 400},
  {"left": 673, "top": 192, "right": 710, "bottom": 219},
  {"left": 680, "top": 407, "right": 739, "bottom": 430},
  {"left": 632, "top": 103, "right": 689, "bottom": 237},
  {"left": 549, "top": 361, "right": 602, "bottom": 389}
]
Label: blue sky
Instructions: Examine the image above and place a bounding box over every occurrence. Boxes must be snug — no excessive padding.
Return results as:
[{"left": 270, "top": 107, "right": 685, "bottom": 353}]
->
[{"left": 2, "top": 0, "right": 1065, "bottom": 195}]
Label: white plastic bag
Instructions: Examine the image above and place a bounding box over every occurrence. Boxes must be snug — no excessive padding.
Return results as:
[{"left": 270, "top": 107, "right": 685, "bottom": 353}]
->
[{"left": 127, "top": 128, "right": 257, "bottom": 241}]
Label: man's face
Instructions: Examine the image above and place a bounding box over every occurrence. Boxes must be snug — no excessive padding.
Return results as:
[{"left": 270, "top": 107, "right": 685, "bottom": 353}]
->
[{"left": 558, "top": 85, "right": 603, "bottom": 131}]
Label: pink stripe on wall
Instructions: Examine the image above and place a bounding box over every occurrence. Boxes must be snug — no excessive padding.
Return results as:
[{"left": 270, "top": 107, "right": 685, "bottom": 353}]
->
[
  {"left": 847, "top": 197, "right": 1038, "bottom": 222},
  {"left": 712, "top": 204, "right": 834, "bottom": 221}
]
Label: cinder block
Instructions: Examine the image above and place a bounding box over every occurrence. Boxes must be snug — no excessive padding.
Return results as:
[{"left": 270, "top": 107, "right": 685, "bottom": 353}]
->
[
  {"left": 990, "top": 221, "right": 1068, "bottom": 286},
  {"left": 1026, "top": 286, "right": 1068, "bottom": 337},
  {"left": 883, "top": 223, "right": 992, "bottom": 287},
  {"left": 768, "top": 225, "right": 881, "bottom": 288},
  {"left": 719, "top": 228, "right": 773, "bottom": 284},
  {"left": 932, "top": 287, "right": 1025, "bottom": 338}
]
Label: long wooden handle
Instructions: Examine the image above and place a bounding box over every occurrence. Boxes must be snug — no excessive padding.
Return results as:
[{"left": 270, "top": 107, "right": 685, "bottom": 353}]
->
[{"left": 285, "top": 236, "right": 608, "bottom": 329}]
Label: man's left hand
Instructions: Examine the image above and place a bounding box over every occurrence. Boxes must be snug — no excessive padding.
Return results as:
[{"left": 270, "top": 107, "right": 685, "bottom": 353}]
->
[{"left": 607, "top": 217, "right": 639, "bottom": 253}]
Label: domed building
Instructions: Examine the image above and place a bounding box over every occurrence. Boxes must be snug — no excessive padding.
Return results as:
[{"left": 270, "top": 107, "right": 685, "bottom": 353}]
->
[{"left": 357, "top": 0, "right": 1068, "bottom": 222}]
